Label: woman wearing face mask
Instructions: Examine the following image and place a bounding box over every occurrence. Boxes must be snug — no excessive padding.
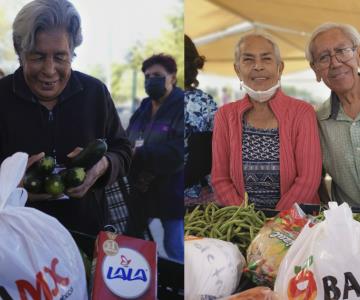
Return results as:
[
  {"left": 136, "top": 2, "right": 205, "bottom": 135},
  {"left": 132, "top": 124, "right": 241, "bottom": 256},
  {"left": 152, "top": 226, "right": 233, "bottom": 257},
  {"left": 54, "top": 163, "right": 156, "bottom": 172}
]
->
[
  {"left": 126, "top": 53, "right": 184, "bottom": 262},
  {"left": 211, "top": 33, "right": 322, "bottom": 210}
]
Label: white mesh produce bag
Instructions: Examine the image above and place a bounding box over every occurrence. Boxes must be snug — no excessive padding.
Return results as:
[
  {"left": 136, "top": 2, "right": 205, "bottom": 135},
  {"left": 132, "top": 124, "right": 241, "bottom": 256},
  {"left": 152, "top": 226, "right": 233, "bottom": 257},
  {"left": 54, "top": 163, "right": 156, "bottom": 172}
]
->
[
  {"left": 185, "top": 236, "right": 245, "bottom": 300},
  {"left": 0, "top": 152, "right": 88, "bottom": 300}
]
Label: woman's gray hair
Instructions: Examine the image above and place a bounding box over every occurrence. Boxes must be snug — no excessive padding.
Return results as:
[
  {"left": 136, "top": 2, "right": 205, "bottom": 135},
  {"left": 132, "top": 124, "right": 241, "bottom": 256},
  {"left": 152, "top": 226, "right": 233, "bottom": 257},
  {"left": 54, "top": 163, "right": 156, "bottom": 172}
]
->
[
  {"left": 13, "top": 0, "right": 83, "bottom": 60},
  {"left": 234, "top": 33, "right": 282, "bottom": 66},
  {"left": 305, "top": 22, "right": 360, "bottom": 63}
]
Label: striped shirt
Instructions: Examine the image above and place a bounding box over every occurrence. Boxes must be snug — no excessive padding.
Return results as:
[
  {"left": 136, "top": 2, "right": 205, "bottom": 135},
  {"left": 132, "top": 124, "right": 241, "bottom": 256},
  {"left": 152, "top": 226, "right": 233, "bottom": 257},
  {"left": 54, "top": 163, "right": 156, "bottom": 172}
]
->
[{"left": 242, "top": 120, "right": 280, "bottom": 209}]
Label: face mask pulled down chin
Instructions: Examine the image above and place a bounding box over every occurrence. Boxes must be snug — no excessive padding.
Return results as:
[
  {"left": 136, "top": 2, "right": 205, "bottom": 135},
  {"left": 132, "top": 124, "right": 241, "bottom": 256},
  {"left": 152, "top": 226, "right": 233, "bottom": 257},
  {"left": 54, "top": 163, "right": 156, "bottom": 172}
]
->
[
  {"left": 242, "top": 80, "right": 280, "bottom": 103},
  {"left": 145, "top": 76, "right": 166, "bottom": 100}
]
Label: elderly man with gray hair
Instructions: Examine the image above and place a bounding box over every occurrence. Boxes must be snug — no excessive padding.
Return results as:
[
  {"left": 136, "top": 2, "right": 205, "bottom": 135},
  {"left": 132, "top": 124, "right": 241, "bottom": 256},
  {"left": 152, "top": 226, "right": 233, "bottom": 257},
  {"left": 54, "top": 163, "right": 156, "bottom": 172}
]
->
[
  {"left": 307, "top": 23, "right": 360, "bottom": 207},
  {"left": 0, "top": 0, "right": 132, "bottom": 238}
]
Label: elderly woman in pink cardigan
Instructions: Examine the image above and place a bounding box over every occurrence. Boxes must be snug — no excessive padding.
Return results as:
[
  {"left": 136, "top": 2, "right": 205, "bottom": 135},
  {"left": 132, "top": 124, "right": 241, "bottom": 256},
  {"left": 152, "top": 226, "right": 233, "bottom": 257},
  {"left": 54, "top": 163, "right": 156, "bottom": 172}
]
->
[{"left": 211, "top": 33, "right": 322, "bottom": 210}]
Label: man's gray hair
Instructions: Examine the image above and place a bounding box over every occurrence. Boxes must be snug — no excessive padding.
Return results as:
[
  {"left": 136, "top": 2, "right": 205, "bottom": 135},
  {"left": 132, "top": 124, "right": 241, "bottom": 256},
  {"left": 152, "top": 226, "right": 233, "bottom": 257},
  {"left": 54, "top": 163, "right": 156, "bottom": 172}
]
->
[
  {"left": 13, "top": 0, "right": 83, "bottom": 60},
  {"left": 305, "top": 22, "right": 360, "bottom": 63},
  {"left": 234, "top": 32, "right": 282, "bottom": 66}
]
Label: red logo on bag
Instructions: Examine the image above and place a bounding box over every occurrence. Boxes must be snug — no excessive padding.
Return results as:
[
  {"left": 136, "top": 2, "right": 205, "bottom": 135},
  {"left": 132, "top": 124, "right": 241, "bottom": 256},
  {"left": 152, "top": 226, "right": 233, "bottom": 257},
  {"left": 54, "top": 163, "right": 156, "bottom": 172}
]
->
[
  {"left": 15, "top": 258, "right": 70, "bottom": 300},
  {"left": 287, "top": 256, "right": 317, "bottom": 300}
]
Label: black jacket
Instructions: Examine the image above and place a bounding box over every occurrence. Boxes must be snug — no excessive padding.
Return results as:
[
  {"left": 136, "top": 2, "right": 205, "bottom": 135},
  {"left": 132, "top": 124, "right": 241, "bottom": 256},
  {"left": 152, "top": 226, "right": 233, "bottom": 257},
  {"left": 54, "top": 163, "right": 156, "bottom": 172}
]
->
[
  {"left": 127, "top": 87, "right": 184, "bottom": 219},
  {"left": 0, "top": 68, "right": 132, "bottom": 235}
]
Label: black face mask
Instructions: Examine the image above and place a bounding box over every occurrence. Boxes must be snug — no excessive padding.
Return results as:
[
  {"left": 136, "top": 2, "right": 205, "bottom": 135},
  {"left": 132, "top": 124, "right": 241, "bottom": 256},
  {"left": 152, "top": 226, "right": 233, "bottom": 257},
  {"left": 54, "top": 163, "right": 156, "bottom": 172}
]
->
[{"left": 145, "top": 76, "right": 166, "bottom": 100}]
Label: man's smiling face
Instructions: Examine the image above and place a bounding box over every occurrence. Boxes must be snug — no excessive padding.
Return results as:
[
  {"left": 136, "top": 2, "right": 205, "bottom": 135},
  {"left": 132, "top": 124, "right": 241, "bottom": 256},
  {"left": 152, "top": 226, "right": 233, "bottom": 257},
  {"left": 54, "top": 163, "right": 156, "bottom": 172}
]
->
[
  {"left": 311, "top": 28, "right": 360, "bottom": 94},
  {"left": 22, "top": 28, "right": 72, "bottom": 102}
]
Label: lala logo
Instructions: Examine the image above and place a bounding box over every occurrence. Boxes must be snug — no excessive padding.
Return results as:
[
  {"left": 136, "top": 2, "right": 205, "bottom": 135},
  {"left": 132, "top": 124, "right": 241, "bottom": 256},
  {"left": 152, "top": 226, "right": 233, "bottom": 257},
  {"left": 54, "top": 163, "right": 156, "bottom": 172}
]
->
[
  {"left": 102, "top": 248, "right": 151, "bottom": 298},
  {"left": 120, "top": 255, "right": 131, "bottom": 267}
]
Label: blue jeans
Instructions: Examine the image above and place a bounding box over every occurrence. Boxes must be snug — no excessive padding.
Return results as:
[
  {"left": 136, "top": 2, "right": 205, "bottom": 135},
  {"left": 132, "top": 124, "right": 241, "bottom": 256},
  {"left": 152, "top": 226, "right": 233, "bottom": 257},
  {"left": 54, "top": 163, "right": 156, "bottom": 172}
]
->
[{"left": 161, "top": 218, "right": 184, "bottom": 262}]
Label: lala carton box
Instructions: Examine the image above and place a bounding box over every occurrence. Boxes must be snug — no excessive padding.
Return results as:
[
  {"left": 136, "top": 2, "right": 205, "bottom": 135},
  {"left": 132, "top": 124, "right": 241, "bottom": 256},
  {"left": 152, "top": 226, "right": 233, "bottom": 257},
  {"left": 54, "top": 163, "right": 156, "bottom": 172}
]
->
[{"left": 91, "top": 231, "right": 157, "bottom": 300}]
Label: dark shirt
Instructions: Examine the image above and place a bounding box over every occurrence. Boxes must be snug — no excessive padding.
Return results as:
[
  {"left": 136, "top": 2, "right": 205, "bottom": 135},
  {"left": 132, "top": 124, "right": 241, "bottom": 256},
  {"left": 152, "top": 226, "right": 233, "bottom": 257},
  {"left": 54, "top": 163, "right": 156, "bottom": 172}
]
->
[
  {"left": 0, "top": 68, "right": 132, "bottom": 235},
  {"left": 127, "top": 87, "right": 184, "bottom": 219}
]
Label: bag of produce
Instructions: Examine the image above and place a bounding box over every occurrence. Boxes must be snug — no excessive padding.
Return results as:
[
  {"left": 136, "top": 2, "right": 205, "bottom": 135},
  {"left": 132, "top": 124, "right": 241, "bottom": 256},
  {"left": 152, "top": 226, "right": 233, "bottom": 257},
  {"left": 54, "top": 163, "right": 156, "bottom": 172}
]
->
[
  {"left": 185, "top": 236, "right": 246, "bottom": 300},
  {"left": 275, "top": 202, "right": 360, "bottom": 300},
  {"left": 245, "top": 204, "right": 308, "bottom": 287},
  {"left": 0, "top": 152, "right": 87, "bottom": 300}
]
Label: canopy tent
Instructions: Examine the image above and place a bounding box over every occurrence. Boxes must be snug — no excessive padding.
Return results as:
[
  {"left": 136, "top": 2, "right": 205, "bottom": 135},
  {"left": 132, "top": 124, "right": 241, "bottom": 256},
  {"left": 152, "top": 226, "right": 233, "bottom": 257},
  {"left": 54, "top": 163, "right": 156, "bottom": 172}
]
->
[{"left": 185, "top": 0, "right": 360, "bottom": 76}]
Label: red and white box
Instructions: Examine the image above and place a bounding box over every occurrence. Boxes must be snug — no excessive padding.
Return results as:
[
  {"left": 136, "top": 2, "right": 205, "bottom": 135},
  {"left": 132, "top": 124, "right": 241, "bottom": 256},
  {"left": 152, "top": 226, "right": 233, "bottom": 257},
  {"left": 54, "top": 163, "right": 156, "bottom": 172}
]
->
[{"left": 91, "top": 231, "right": 157, "bottom": 300}]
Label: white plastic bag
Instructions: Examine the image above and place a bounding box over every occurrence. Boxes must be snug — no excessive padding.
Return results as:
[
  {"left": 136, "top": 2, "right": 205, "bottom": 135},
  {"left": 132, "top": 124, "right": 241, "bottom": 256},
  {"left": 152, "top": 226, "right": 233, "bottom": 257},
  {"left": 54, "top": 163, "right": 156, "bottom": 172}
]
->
[
  {"left": 274, "top": 202, "right": 360, "bottom": 300},
  {"left": 185, "top": 236, "right": 246, "bottom": 300},
  {"left": 0, "top": 152, "right": 88, "bottom": 300},
  {"left": 219, "top": 287, "right": 279, "bottom": 300}
]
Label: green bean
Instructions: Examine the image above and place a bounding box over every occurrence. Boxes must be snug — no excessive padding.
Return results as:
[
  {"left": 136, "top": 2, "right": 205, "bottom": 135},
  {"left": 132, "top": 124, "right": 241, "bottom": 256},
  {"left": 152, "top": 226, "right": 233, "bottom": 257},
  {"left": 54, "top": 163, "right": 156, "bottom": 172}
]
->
[
  {"left": 184, "top": 202, "right": 270, "bottom": 255},
  {"left": 219, "top": 220, "right": 246, "bottom": 231},
  {"left": 185, "top": 220, "right": 208, "bottom": 228},
  {"left": 226, "top": 226, "right": 233, "bottom": 241},
  {"left": 249, "top": 226, "right": 254, "bottom": 241},
  {"left": 187, "top": 205, "right": 202, "bottom": 222},
  {"left": 184, "top": 226, "right": 205, "bottom": 233}
]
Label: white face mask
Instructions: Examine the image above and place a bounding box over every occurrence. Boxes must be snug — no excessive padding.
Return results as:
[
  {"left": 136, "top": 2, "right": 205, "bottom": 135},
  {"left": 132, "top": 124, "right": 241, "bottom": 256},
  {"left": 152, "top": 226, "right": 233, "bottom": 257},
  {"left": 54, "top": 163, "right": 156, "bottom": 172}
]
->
[{"left": 242, "top": 80, "right": 281, "bottom": 103}]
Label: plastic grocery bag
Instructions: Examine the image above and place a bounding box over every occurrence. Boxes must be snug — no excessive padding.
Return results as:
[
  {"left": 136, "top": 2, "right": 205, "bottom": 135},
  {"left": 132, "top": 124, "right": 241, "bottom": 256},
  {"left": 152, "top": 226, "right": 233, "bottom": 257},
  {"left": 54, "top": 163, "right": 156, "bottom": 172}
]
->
[
  {"left": 219, "top": 287, "right": 279, "bottom": 300},
  {"left": 185, "top": 236, "right": 246, "bottom": 300},
  {"left": 275, "top": 202, "right": 360, "bottom": 300},
  {"left": 0, "top": 152, "right": 88, "bottom": 300}
]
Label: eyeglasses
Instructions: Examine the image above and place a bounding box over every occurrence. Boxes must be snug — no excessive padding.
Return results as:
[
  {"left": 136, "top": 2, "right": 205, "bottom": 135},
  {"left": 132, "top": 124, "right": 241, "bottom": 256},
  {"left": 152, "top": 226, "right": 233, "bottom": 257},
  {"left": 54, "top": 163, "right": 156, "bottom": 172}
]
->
[{"left": 313, "top": 46, "right": 357, "bottom": 70}]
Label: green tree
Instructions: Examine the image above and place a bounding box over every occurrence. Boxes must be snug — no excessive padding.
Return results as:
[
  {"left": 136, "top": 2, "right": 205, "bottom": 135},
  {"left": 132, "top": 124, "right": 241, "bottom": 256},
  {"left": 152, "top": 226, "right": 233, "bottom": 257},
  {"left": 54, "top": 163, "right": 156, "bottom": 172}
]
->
[
  {"left": 111, "top": 4, "right": 184, "bottom": 108},
  {"left": 111, "top": 63, "right": 128, "bottom": 103},
  {"left": 141, "top": 9, "right": 184, "bottom": 88},
  {"left": 109, "top": 41, "right": 146, "bottom": 106}
]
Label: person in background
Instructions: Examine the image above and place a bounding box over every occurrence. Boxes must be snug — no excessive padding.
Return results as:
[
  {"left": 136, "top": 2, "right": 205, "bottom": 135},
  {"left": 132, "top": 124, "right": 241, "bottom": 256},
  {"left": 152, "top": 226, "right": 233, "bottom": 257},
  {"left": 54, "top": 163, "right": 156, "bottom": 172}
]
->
[
  {"left": 184, "top": 34, "right": 218, "bottom": 206},
  {"left": 306, "top": 23, "right": 360, "bottom": 207},
  {"left": 0, "top": 0, "right": 132, "bottom": 237},
  {"left": 126, "top": 53, "right": 184, "bottom": 262},
  {"left": 211, "top": 33, "right": 322, "bottom": 210}
]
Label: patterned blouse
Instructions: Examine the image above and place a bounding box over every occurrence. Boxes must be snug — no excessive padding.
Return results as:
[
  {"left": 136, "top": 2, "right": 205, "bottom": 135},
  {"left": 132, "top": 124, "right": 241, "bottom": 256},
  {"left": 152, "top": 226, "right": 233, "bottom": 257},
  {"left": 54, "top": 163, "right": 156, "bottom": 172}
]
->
[
  {"left": 242, "top": 120, "right": 280, "bottom": 209},
  {"left": 185, "top": 88, "right": 218, "bottom": 198}
]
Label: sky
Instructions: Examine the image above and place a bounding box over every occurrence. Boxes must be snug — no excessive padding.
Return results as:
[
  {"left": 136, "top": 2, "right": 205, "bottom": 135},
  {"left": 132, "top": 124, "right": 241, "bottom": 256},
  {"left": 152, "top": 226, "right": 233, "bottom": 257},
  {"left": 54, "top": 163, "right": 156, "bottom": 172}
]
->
[
  {"left": 2, "top": 0, "right": 180, "bottom": 73},
  {"left": 71, "top": 0, "right": 180, "bottom": 71}
]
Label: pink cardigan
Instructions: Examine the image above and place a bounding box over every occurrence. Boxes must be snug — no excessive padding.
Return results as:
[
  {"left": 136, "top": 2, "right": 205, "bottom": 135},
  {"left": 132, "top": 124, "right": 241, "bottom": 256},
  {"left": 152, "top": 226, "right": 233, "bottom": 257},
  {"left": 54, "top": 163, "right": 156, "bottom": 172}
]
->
[{"left": 211, "top": 90, "right": 321, "bottom": 210}]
